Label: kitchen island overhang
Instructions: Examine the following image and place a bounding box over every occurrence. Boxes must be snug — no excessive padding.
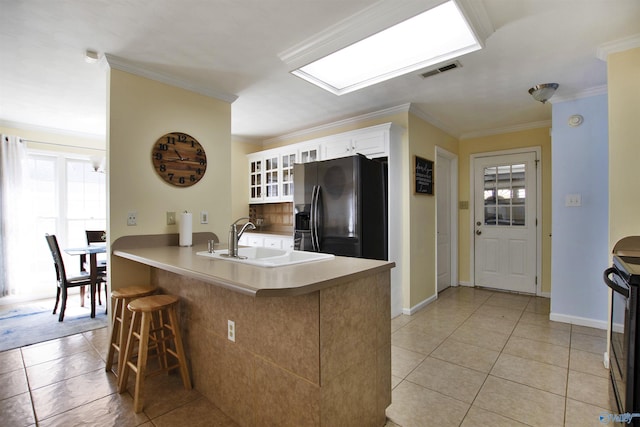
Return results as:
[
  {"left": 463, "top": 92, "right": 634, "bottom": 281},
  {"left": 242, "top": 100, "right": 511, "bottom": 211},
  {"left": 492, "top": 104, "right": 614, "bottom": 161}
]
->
[{"left": 114, "top": 243, "right": 394, "bottom": 426}]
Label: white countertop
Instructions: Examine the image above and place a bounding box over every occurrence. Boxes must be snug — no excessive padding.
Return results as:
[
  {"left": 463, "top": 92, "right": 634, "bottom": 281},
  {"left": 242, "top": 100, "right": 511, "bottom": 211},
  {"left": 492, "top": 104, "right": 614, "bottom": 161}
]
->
[{"left": 114, "top": 243, "right": 394, "bottom": 297}]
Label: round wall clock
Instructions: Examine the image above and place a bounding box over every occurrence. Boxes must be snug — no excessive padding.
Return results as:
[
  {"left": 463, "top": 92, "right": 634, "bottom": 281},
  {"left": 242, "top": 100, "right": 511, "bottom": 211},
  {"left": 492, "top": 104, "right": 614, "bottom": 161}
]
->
[{"left": 151, "top": 132, "right": 207, "bottom": 187}]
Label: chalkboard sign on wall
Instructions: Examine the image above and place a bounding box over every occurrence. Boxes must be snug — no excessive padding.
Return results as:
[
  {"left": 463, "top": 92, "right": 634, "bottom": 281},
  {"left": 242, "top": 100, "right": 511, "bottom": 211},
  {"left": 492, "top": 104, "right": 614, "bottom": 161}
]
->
[{"left": 415, "top": 156, "right": 434, "bottom": 195}]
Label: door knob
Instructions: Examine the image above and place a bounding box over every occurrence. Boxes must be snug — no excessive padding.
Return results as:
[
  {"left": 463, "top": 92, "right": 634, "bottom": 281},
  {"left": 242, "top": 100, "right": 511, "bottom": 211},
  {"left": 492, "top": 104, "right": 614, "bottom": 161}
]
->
[{"left": 476, "top": 230, "right": 482, "bottom": 235}]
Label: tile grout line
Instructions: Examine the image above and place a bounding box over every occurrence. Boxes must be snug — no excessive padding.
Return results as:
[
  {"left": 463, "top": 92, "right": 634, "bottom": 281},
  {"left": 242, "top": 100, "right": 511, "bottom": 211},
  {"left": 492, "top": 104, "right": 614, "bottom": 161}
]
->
[
  {"left": 456, "top": 294, "right": 532, "bottom": 426},
  {"left": 563, "top": 324, "right": 573, "bottom": 426},
  {"left": 19, "top": 347, "right": 39, "bottom": 426},
  {"left": 388, "top": 288, "right": 496, "bottom": 426}
]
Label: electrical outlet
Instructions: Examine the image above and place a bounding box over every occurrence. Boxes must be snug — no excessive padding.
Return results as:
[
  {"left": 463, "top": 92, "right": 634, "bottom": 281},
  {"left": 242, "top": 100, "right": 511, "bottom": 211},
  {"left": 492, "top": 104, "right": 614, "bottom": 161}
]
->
[
  {"left": 127, "top": 211, "right": 137, "bottom": 226},
  {"left": 200, "top": 211, "right": 208, "bottom": 224},
  {"left": 227, "top": 319, "right": 235, "bottom": 342},
  {"left": 167, "top": 211, "right": 176, "bottom": 225}
]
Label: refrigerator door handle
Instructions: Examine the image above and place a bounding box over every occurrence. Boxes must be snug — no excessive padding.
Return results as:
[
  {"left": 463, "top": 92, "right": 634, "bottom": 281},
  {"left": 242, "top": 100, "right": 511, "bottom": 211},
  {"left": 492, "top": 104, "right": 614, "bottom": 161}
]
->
[{"left": 311, "top": 185, "right": 320, "bottom": 252}]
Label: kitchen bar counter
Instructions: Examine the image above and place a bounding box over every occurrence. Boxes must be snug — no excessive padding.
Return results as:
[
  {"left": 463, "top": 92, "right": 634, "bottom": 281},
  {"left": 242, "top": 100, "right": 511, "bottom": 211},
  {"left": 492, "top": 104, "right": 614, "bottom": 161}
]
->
[
  {"left": 113, "top": 243, "right": 393, "bottom": 297},
  {"left": 113, "top": 241, "right": 394, "bottom": 426}
]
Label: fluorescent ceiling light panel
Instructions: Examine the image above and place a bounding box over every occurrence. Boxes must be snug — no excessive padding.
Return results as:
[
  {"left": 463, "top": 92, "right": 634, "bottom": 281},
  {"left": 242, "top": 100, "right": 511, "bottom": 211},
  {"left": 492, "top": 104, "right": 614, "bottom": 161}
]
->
[{"left": 292, "top": 0, "right": 481, "bottom": 95}]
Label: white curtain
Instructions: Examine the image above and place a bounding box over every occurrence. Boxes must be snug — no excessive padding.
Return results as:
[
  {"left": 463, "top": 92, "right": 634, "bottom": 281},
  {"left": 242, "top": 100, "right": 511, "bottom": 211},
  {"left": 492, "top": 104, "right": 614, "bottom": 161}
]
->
[{"left": 0, "top": 135, "right": 30, "bottom": 296}]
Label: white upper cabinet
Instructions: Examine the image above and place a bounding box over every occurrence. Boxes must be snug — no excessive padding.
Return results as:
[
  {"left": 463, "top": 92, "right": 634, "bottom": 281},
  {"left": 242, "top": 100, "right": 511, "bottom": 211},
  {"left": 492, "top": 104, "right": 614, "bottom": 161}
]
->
[
  {"left": 320, "top": 127, "right": 388, "bottom": 160},
  {"left": 248, "top": 147, "right": 297, "bottom": 203},
  {"left": 247, "top": 123, "right": 395, "bottom": 204}
]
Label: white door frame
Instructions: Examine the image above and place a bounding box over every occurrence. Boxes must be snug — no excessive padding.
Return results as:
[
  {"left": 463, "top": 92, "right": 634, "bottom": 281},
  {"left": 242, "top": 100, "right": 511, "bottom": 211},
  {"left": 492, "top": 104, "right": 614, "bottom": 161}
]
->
[
  {"left": 436, "top": 146, "right": 458, "bottom": 293},
  {"left": 469, "top": 147, "right": 542, "bottom": 295}
]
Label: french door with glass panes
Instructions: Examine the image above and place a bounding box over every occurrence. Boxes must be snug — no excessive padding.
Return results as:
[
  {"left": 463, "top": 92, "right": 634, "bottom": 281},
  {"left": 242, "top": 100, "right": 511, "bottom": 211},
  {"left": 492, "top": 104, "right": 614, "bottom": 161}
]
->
[
  {"left": 473, "top": 151, "right": 538, "bottom": 294},
  {"left": 28, "top": 153, "right": 106, "bottom": 296}
]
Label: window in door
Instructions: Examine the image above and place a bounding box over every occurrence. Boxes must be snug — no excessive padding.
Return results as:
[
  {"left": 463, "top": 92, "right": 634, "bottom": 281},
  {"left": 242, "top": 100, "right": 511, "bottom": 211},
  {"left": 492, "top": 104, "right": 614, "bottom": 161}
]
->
[{"left": 483, "top": 163, "right": 526, "bottom": 226}]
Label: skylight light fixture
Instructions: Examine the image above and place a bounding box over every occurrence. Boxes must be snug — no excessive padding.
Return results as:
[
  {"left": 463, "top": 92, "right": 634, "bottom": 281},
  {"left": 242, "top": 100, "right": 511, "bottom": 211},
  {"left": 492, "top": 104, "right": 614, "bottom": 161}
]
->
[{"left": 288, "top": 0, "right": 483, "bottom": 95}]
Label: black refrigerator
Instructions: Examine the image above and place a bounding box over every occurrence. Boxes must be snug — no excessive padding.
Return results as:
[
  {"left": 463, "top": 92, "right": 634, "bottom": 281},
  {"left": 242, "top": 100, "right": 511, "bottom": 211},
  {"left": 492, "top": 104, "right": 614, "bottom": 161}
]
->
[{"left": 293, "top": 154, "right": 387, "bottom": 260}]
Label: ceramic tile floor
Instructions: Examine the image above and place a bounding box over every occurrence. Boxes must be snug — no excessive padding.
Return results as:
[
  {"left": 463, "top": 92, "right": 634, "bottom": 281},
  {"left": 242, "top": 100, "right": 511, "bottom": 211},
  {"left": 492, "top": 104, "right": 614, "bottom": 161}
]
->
[
  {"left": 0, "top": 286, "right": 612, "bottom": 426},
  {"left": 386, "top": 286, "right": 613, "bottom": 427}
]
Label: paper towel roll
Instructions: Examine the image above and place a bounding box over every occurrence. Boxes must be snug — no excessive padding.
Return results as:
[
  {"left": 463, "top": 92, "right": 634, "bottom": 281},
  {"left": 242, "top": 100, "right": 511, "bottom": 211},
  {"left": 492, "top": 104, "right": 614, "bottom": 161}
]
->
[{"left": 179, "top": 212, "right": 192, "bottom": 246}]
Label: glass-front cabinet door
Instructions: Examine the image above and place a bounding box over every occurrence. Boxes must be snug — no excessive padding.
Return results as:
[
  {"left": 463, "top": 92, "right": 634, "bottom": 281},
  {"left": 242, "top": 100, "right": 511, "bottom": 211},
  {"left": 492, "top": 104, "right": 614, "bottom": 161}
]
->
[
  {"left": 248, "top": 154, "right": 263, "bottom": 203},
  {"left": 298, "top": 145, "right": 319, "bottom": 164},
  {"left": 264, "top": 154, "right": 279, "bottom": 201},
  {"left": 281, "top": 152, "right": 296, "bottom": 200}
]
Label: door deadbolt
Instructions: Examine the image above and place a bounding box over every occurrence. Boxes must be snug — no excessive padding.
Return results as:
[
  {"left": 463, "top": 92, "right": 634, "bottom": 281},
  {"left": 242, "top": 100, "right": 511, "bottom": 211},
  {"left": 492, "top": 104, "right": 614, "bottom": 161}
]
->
[{"left": 476, "top": 221, "right": 481, "bottom": 226}]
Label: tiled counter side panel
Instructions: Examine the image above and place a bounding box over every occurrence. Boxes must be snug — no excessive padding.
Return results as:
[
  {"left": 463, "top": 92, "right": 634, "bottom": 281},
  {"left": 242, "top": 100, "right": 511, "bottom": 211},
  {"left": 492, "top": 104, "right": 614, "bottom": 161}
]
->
[
  {"left": 319, "top": 271, "right": 391, "bottom": 427},
  {"left": 152, "top": 269, "right": 322, "bottom": 426},
  {"left": 151, "top": 268, "right": 391, "bottom": 427}
]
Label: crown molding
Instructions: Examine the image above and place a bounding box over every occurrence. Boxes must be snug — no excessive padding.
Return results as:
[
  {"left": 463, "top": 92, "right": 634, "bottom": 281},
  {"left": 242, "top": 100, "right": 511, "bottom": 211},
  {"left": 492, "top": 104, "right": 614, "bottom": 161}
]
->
[
  {"left": 596, "top": 33, "right": 640, "bottom": 61},
  {"left": 550, "top": 85, "right": 608, "bottom": 104},
  {"left": 103, "top": 54, "right": 238, "bottom": 104},
  {"left": 460, "top": 120, "right": 551, "bottom": 140},
  {"left": 0, "top": 119, "right": 105, "bottom": 141},
  {"left": 262, "top": 104, "right": 412, "bottom": 146}
]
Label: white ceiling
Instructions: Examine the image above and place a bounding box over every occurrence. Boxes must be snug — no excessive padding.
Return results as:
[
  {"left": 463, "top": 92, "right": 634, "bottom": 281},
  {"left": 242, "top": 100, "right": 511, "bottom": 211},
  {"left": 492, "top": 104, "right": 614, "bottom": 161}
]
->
[{"left": 1, "top": 0, "right": 639, "bottom": 142}]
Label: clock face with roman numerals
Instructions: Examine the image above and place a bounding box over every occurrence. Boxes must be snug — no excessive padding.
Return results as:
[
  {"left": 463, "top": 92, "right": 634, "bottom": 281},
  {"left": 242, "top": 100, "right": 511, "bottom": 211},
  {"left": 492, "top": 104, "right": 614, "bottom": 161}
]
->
[{"left": 151, "top": 132, "right": 207, "bottom": 187}]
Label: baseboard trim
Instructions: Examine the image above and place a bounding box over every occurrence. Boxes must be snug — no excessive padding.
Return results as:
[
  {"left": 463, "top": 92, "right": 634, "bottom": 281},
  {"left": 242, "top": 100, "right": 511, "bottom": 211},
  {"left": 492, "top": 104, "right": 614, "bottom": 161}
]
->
[
  {"left": 538, "top": 291, "right": 551, "bottom": 298},
  {"left": 402, "top": 294, "right": 437, "bottom": 315},
  {"left": 459, "top": 281, "right": 473, "bottom": 287},
  {"left": 549, "top": 312, "right": 607, "bottom": 330}
]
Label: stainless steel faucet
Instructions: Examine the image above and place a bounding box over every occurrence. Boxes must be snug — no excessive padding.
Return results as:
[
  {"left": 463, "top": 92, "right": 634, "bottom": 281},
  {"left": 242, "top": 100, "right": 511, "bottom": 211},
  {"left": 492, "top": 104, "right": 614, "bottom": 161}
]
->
[{"left": 228, "top": 217, "right": 256, "bottom": 257}]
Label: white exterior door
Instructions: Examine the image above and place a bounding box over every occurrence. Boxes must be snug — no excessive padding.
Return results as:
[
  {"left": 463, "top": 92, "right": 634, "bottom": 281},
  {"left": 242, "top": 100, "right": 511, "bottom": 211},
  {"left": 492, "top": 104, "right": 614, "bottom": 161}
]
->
[
  {"left": 437, "top": 153, "right": 452, "bottom": 293},
  {"left": 473, "top": 152, "right": 538, "bottom": 294}
]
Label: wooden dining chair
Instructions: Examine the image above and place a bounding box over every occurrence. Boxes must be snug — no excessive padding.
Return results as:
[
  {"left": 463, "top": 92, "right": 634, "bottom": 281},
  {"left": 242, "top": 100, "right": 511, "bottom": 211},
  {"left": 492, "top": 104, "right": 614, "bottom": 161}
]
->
[
  {"left": 80, "top": 230, "right": 108, "bottom": 305},
  {"left": 45, "top": 234, "right": 96, "bottom": 322}
]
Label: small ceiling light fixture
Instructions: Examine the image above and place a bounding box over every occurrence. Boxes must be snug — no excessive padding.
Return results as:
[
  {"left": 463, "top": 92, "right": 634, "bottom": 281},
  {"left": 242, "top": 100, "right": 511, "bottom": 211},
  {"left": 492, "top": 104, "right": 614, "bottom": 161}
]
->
[
  {"left": 281, "top": 0, "right": 489, "bottom": 95},
  {"left": 85, "top": 50, "right": 100, "bottom": 64},
  {"left": 528, "top": 83, "right": 559, "bottom": 104}
]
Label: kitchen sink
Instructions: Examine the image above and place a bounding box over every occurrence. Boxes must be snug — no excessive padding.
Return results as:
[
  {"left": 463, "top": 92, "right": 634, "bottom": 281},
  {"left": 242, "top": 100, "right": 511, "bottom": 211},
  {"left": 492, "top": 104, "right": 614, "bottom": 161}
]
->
[{"left": 196, "top": 247, "right": 334, "bottom": 267}]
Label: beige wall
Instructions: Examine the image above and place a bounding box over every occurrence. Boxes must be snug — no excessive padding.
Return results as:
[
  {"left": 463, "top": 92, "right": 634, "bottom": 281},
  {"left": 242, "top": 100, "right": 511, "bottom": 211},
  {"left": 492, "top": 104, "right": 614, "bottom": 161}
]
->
[
  {"left": 406, "top": 114, "right": 458, "bottom": 308},
  {"left": 108, "top": 69, "right": 232, "bottom": 288},
  {"left": 608, "top": 47, "right": 640, "bottom": 250},
  {"left": 458, "top": 127, "right": 552, "bottom": 294},
  {"left": 231, "top": 138, "right": 262, "bottom": 220}
]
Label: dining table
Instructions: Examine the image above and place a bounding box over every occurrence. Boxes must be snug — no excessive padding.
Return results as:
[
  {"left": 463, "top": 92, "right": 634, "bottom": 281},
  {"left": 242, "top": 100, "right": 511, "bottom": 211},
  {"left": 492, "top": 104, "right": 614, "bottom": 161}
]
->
[{"left": 63, "top": 243, "right": 107, "bottom": 318}]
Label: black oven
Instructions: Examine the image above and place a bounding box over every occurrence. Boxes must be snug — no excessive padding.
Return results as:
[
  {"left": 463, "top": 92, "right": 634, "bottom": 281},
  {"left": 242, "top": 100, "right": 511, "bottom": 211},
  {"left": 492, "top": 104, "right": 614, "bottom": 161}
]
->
[{"left": 604, "top": 238, "right": 640, "bottom": 423}]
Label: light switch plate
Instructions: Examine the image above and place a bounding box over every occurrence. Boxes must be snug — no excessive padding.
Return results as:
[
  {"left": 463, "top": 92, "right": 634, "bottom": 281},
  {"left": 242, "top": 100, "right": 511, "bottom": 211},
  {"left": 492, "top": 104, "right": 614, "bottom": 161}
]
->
[
  {"left": 565, "top": 194, "right": 582, "bottom": 207},
  {"left": 200, "top": 211, "right": 208, "bottom": 224},
  {"left": 166, "top": 211, "right": 176, "bottom": 225}
]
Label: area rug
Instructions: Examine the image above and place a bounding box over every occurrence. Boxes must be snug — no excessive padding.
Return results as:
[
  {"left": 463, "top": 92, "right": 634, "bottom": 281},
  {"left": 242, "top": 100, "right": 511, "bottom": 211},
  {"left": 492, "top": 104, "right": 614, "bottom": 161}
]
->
[{"left": 0, "top": 299, "right": 108, "bottom": 352}]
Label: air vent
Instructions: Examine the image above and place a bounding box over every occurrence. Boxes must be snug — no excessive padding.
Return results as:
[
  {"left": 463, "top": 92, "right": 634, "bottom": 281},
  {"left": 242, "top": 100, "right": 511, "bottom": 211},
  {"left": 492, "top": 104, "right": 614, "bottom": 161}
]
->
[{"left": 420, "top": 61, "right": 462, "bottom": 79}]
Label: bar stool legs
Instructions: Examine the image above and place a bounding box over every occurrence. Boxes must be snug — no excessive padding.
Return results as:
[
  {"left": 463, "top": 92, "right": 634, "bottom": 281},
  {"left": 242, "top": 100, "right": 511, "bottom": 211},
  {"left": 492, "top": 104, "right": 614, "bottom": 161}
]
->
[
  {"left": 105, "top": 285, "right": 156, "bottom": 378},
  {"left": 118, "top": 294, "right": 192, "bottom": 413}
]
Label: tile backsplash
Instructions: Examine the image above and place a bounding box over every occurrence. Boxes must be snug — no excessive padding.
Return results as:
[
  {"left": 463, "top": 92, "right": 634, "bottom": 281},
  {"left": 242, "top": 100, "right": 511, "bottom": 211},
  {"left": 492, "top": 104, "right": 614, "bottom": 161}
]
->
[{"left": 249, "top": 203, "right": 294, "bottom": 233}]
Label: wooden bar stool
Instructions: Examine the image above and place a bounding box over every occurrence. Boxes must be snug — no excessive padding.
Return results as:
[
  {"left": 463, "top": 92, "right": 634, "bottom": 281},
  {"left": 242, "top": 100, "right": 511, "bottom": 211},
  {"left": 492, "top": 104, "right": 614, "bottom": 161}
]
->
[
  {"left": 105, "top": 285, "right": 156, "bottom": 378},
  {"left": 117, "top": 294, "right": 192, "bottom": 413}
]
